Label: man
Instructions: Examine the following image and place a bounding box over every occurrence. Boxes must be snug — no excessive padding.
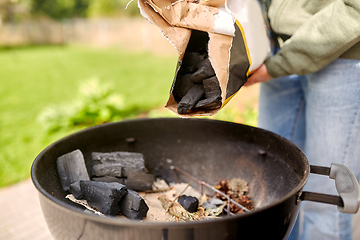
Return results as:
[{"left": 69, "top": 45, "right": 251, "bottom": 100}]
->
[{"left": 246, "top": 0, "right": 360, "bottom": 239}]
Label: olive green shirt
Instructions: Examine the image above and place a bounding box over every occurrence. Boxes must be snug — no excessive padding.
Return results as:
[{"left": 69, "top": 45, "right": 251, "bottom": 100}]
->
[{"left": 265, "top": 0, "right": 360, "bottom": 78}]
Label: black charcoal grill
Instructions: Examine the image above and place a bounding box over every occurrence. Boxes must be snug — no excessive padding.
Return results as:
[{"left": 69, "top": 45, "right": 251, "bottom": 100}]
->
[{"left": 31, "top": 118, "right": 360, "bottom": 240}]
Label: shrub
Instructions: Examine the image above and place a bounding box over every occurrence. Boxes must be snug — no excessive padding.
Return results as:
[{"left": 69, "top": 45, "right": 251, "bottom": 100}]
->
[{"left": 37, "top": 78, "right": 125, "bottom": 133}]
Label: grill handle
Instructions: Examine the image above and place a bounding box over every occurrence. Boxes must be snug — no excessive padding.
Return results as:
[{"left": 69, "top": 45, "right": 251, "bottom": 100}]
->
[{"left": 299, "top": 164, "right": 360, "bottom": 214}]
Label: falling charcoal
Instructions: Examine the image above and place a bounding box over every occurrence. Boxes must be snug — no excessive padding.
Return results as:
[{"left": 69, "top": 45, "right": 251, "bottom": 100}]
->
[
  {"left": 57, "top": 149, "right": 90, "bottom": 192},
  {"left": 189, "top": 58, "right": 216, "bottom": 84},
  {"left": 91, "top": 151, "right": 154, "bottom": 191},
  {"left": 177, "top": 195, "right": 199, "bottom": 213},
  {"left": 172, "top": 73, "right": 194, "bottom": 101},
  {"left": 80, "top": 180, "right": 127, "bottom": 216},
  {"left": 181, "top": 52, "right": 206, "bottom": 73},
  {"left": 177, "top": 84, "right": 205, "bottom": 114},
  {"left": 119, "top": 189, "right": 149, "bottom": 220}
]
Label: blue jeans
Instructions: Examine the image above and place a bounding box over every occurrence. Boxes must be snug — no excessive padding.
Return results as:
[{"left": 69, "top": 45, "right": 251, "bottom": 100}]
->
[{"left": 258, "top": 58, "right": 360, "bottom": 240}]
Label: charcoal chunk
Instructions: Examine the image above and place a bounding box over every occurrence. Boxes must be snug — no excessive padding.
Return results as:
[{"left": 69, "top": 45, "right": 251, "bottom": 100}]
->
[
  {"left": 80, "top": 180, "right": 127, "bottom": 216},
  {"left": 91, "top": 164, "right": 127, "bottom": 178},
  {"left": 172, "top": 73, "right": 194, "bottom": 101},
  {"left": 189, "top": 58, "right": 216, "bottom": 84},
  {"left": 92, "top": 174, "right": 154, "bottom": 192},
  {"left": 57, "top": 149, "right": 90, "bottom": 192},
  {"left": 193, "top": 76, "right": 222, "bottom": 109},
  {"left": 203, "top": 76, "right": 221, "bottom": 98},
  {"left": 119, "top": 189, "right": 149, "bottom": 220},
  {"left": 69, "top": 182, "right": 83, "bottom": 199},
  {"left": 194, "top": 96, "right": 222, "bottom": 109},
  {"left": 181, "top": 52, "right": 206, "bottom": 73},
  {"left": 91, "top": 151, "right": 154, "bottom": 191},
  {"left": 92, "top": 151, "right": 145, "bottom": 175},
  {"left": 178, "top": 195, "right": 199, "bottom": 213},
  {"left": 177, "top": 84, "right": 205, "bottom": 114},
  {"left": 122, "top": 171, "right": 155, "bottom": 191},
  {"left": 92, "top": 176, "right": 126, "bottom": 184}
]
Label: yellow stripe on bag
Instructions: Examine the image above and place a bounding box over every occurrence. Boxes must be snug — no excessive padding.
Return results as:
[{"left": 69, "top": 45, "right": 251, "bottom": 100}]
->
[
  {"left": 235, "top": 20, "right": 252, "bottom": 77},
  {"left": 221, "top": 89, "right": 239, "bottom": 108},
  {"left": 221, "top": 20, "right": 252, "bottom": 108}
]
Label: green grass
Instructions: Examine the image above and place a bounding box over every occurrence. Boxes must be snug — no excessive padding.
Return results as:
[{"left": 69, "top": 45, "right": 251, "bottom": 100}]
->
[{"left": 0, "top": 45, "right": 178, "bottom": 188}]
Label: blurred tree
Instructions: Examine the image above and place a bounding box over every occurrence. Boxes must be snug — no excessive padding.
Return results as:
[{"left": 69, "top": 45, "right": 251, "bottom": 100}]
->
[
  {"left": 87, "top": 0, "right": 139, "bottom": 18},
  {"left": 30, "top": 0, "right": 139, "bottom": 20},
  {"left": 119, "top": 0, "right": 140, "bottom": 17},
  {"left": 0, "top": 0, "right": 28, "bottom": 24},
  {"left": 87, "top": 0, "right": 119, "bottom": 17},
  {"left": 30, "top": 0, "right": 90, "bottom": 20}
]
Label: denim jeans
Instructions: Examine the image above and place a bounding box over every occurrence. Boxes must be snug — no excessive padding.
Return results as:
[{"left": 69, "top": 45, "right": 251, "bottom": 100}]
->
[{"left": 258, "top": 58, "right": 360, "bottom": 240}]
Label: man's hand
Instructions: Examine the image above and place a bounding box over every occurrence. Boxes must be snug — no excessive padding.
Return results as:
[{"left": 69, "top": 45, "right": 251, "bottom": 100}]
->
[{"left": 245, "top": 64, "right": 272, "bottom": 86}]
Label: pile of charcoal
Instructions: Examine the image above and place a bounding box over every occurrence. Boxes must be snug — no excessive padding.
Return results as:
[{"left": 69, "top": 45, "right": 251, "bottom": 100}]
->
[
  {"left": 57, "top": 149, "right": 254, "bottom": 222},
  {"left": 173, "top": 31, "right": 222, "bottom": 114},
  {"left": 57, "top": 150, "right": 154, "bottom": 220}
]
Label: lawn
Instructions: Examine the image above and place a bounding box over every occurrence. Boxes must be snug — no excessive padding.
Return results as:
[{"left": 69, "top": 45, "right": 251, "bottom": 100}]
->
[{"left": 0, "top": 45, "right": 178, "bottom": 188}]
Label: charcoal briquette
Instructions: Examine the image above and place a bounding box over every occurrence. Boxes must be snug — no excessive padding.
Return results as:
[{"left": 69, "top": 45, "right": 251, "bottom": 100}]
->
[
  {"left": 203, "top": 76, "right": 221, "bottom": 98},
  {"left": 119, "top": 189, "right": 149, "bottom": 220},
  {"left": 92, "top": 176, "right": 126, "bottom": 184},
  {"left": 69, "top": 182, "right": 84, "bottom": 199},
  {"left": 80, "top": 180, "right": 127, "bottom": 216},
  {"left": 178, "top": 195, "right": 199, "bottom": 213},
  {"left": 57, "top": 149, "right": 90, "bottom": 192},
  {"left": 194, "top": 95, "right": 222, "bottom": 109},
  {"left": 91, "top": 163, "right": 127, "bottom": 178},
  {"left": 181, "top": 52, "right": 205, "bottom": 73},
  {"left": 193, "top": 76, "right": 222, "bottom": 109},
  {"left": 122, "top": 170, "right": 154, "bottom": 191},
  {"left": 189, "top": 58, "right": 216, "bottom": 84},
  {"left": 92, "top": 174, "right": 154, "bottom": 191},
  {"left": 92, "top": 151, "right": 144, "bottom": 166},
  {"left": 172, "top": 73, "right": 194, "bottom": 101},
  {"left": 91, "top": 151, "right": 154, "bottom": 191},
  {"left": 177, "top": 84, "right": 205, "bottom": 114}
]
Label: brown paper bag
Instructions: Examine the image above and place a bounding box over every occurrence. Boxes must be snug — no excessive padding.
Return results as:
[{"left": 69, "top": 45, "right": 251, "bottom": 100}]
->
[{"left": 138, "top": 0, "right": 271, "bottom": 117}]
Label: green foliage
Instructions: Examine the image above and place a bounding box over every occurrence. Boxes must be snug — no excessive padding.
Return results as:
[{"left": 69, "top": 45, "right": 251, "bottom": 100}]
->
[
  {"left": 30, "top": 0, "right": 90, "bottom": 19},
  {"left": 118, "top": 0, "right": 140, "bottom": 17},
  {"left": 38, "top": 79, "right": 125, "bottom": 133},
  {"left": 30, "top": 0, "right": 140, "bottom": 19},
  {"left": 0, "top": 0, "right": 26, "bottom": 23},
  {"left": 0, "top": 45, "right": 260, "bottom": 189},
  {"left": 87, "top": 0, "right": 140, "bottom": 18},
  {"left": 87, "top": 0, "right": 121, "bottom": 18},
  {"left": 241, "top": 103, "right": 258, "bottom": 127},
  {"left": 210, "top": 107, "right": 241, "bottom": 123},
  {"left": 0, "top": 45, "right": 177, "bottom": 188}
]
